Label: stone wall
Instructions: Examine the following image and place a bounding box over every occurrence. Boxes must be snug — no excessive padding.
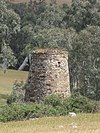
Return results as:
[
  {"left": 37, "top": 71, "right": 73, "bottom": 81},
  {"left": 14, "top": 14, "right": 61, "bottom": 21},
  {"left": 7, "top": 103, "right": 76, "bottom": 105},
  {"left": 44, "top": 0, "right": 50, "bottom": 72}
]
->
[{"left": 25, "top": 49, "right": 70, "bottom": 102}]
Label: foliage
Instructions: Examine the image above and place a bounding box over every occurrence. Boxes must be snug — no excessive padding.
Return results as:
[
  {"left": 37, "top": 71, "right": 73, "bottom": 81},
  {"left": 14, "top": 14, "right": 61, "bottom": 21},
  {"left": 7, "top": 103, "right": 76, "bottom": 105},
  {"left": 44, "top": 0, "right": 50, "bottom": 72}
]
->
[
  {"left": 0, "top": 103, "right": 59, "bottom": 122},
  {"left": 7, "top": 80, "right": 25, "bottom": 104},
  {"left": 35, "top": 3, "right": 65, "bottom": 29},
  {"left": 29, "top": 28, "right": 66, "bottom": 48},
  {"left": 0, "top": 94, "right": 98, "bottom": 122},
  {"left": 63, "top": 95, "right": 98, "bottom": 113},
  {"left": 69, "top": 26, "right": 100, "bottom": 100},
  {"left": 0, "top": 42, "right": 17, "bottom": 67},
  {"left": 43, "top": 94, "right": 63, "bottom": 107},
  {"left": 0, "top": 0, "right": 20, "bottom": 67},
  {"left": 43, "top": 94, "right": 99, "bottom": 113},
  {"left": 63, "top": 0, "right": 100, "bottom": 31}
]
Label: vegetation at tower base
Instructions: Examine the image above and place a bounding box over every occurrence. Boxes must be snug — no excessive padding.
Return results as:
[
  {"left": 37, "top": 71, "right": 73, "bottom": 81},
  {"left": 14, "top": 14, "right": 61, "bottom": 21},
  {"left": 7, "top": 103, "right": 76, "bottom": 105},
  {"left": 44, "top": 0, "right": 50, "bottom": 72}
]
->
[{"left": 0, "top": 94, "right": 99, "bottom": 122}]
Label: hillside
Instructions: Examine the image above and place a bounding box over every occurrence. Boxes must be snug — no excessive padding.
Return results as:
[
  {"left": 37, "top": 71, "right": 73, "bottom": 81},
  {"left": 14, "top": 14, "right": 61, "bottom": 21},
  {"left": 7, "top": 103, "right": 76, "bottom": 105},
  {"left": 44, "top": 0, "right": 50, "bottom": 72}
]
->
[{"left": 8, "top": 0, "right": 72, "bottom": 5}]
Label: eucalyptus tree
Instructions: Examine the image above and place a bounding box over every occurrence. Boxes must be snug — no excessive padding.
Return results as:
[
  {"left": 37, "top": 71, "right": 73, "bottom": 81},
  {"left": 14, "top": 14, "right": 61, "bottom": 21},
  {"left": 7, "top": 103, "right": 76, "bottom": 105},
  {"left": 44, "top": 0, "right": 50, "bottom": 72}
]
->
[
  {"left": 63, "top": 0, "right": 100, "bottom": 31},
  {"left": 70, "top": 26, "right": 100, "bottom": 100},
  {"left": 0, "top": 0, "right": 20, "bottom": 70},
  {"left": 15, "top": 1, "right": 66, "bottom": 70},
  {"left": 35, "top": 2, "right": 65, "bottom": 30}
]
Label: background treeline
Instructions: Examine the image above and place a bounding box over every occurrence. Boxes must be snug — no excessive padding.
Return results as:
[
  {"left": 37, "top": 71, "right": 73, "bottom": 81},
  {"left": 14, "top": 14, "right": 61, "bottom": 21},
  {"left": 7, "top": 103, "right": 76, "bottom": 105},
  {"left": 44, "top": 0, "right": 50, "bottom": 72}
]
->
[{"left": 0, "top": 0, "right": 100, "bottom": 100}]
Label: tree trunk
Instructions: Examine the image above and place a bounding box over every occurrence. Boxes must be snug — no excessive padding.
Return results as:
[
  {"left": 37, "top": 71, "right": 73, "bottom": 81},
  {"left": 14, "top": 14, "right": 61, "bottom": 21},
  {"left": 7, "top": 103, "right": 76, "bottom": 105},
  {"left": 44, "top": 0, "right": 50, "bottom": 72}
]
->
[{"left": 18, "top": 57, "right": 28, "bottom": 71}]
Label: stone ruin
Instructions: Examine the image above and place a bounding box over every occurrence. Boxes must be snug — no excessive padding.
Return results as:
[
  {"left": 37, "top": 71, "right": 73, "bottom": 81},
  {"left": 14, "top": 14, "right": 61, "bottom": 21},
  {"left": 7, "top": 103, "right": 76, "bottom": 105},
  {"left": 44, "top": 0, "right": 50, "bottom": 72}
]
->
[{"left": 25, "top": 48, "right": 70, "bottom": 102}]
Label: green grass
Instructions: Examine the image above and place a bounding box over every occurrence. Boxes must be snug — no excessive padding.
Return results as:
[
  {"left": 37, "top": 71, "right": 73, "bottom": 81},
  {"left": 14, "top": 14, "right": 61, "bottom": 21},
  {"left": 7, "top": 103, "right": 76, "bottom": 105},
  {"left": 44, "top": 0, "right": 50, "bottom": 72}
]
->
[
  {"left": 0, "top": 114, "right": 100, "bottom": 133},
  {"left": 0, "top": 69, "right": 28, "bottom": 105}
]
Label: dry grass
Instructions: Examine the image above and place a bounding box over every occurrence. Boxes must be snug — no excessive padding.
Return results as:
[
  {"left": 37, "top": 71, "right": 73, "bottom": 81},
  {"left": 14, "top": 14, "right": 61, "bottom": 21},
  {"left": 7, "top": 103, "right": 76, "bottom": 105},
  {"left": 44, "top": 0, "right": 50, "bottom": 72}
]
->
[
  {"left": 0, "top": 114, "right": 100, "bottom": 133},
  {"left": 8, "top": 0, "right": 72, "bottom": 6},
  {"left": 0, "top": 69, "right": 28, "bottom": 105}
]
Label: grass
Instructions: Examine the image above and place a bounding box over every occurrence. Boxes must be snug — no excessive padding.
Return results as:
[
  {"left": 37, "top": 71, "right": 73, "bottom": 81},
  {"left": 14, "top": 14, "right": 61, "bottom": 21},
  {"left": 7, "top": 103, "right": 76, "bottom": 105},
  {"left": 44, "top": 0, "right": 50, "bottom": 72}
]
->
[
  {"left": 0, "top": 69, "right": 100, "bottom": 133},
  {"left": 0, "top": 69, "right": 28, "bottom": 105},
  {"left": 0, "top": 114, "right": 100, "bottom": 133}
]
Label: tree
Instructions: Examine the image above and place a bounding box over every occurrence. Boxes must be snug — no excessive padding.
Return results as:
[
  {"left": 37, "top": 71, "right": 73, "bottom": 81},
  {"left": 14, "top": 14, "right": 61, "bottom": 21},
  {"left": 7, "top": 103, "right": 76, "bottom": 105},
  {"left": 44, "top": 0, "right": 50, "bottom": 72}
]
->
[
  {"left": 23, "top": 27, "right": 76, "bottom": 51},
  {"left": 35, "top": 2, "right": 65, "bottom": 29},
  {"left": 70, "top": 26, "right": 100, "bottom": 100},
  {"left": 0, "top": 0, "right": 20, "bottom": 69},
  {"left": 8, "top": 1, "right": 67, "bottom": 69},
  {"left": 63, "top": 0, "right": 100, "bottom": 31}
]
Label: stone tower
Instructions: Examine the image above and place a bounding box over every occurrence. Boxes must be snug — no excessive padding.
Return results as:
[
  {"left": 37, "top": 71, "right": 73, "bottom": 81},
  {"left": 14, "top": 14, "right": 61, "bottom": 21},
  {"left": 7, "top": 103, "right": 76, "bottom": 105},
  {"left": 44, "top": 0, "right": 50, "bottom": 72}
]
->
[{"left": 25, "top": 49, "right": 70, "bottom": 102}]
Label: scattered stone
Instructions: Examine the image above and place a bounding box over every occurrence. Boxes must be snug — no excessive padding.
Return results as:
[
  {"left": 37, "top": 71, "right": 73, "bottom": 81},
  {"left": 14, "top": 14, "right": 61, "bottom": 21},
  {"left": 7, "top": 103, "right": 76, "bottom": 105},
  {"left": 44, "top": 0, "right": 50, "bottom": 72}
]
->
[{"left": 68, "top": 112, "right": 77, "bottom": 117}]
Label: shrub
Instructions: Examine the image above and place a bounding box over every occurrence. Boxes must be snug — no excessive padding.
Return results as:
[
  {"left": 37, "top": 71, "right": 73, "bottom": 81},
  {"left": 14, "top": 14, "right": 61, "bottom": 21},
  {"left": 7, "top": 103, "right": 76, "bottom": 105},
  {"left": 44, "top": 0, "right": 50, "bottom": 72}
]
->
[
  {"left": 63, "top": 95, "right": 98, "bottom": 113},
  {"left": 43, "top": 94, "right": 63, "bottom": 107},
  {"left": 0, "top": 95, "right": 99, "bottom": 122},
  {"left": 0, "top": 103, "right": 58, "bottom": 122},
  {"left": 43, "top": 94, "right": 99, "bottom": 113},
  {"left": 7, "top": 80, "right": 25, "bottom": 104}
]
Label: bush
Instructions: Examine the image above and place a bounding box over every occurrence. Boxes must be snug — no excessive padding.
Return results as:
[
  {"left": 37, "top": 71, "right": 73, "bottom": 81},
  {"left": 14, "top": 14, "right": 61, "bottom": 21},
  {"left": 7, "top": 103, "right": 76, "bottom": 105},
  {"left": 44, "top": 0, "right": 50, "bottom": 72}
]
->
[
  {"left": 7, "top": 80, "right": 25, "bottom": 104},
  {"left": 0, "top": 95, "right": 99, "bottom": 122},
  {"left": 43, "top": 94, "right": 99, "bottom": 113},
  {"left": 63, "top": 95, "right": 98, "bottom": 113},
  {"left": 43, "top": 94, "right": 63, "bottom": 107},
  {"left": 0, "top": 103, "right": 59, "bottom": 122},
  {"left": 0, "top": 104, "right": 38, "bottom": 122}
]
